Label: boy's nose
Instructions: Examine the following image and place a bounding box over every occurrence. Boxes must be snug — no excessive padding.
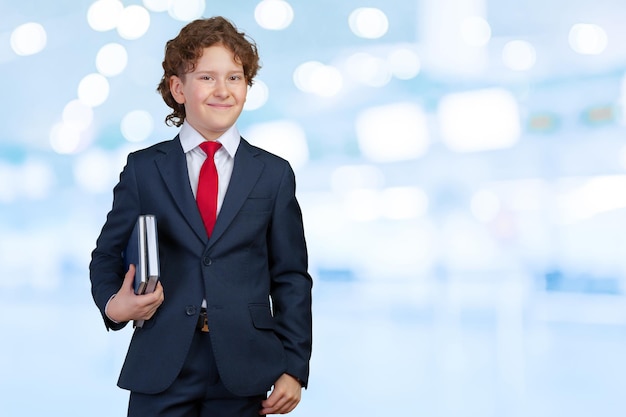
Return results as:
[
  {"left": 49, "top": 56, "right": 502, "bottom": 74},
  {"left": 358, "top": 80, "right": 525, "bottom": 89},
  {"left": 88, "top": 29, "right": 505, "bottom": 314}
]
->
[{"left": 213, "top": 80, "right": 229, "bottom": 97}]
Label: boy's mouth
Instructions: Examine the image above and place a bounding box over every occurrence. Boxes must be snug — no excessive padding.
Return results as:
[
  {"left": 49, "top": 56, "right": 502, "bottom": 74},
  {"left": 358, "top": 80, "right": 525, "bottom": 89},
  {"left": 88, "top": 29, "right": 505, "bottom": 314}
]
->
[{"left": 208, "top": 103, "right": 232, "bottom": 109}]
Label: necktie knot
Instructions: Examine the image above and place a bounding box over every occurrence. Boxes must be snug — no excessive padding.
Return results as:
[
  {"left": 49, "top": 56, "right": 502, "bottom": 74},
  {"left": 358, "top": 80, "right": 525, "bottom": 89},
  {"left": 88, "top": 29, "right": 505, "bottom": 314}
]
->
[{"left": 200, "top": 141, "right": 222, "bottom": 158}]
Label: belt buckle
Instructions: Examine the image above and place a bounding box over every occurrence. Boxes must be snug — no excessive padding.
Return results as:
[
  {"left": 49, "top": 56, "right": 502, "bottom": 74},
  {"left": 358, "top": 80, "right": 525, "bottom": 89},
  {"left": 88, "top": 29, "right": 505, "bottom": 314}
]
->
[{"left": 199, "top": 311, "right": 209, "bottom": 332}]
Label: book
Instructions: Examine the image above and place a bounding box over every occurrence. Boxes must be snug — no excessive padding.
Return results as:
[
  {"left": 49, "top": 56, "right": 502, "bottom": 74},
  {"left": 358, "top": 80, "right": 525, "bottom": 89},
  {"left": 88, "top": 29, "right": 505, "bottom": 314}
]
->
[{"left": 124, "top": 214, "right": 160, "bottom": 328}]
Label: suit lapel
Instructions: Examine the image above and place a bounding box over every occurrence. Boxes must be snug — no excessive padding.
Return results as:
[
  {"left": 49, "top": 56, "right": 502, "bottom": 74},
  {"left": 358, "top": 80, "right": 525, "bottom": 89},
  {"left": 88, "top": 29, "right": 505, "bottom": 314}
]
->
[
  {"left": 209, "top": 139, "right": 264, "bottom": 248},
  {"left": 155, "top": 136, "right": 208, "bottom": 244}
]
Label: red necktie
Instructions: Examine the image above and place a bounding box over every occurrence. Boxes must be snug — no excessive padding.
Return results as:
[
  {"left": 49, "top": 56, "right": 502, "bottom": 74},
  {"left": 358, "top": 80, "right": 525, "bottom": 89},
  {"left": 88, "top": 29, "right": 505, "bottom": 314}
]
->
[{"left": 197, "top": 141, "right": 222, "bottom": 236}]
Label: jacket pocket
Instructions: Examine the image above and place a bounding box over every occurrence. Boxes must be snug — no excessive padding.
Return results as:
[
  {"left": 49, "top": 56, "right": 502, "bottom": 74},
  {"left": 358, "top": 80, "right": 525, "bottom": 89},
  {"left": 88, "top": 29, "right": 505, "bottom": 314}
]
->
[{"left": 249, "top": 304, "right": 275, "bottom": 330}]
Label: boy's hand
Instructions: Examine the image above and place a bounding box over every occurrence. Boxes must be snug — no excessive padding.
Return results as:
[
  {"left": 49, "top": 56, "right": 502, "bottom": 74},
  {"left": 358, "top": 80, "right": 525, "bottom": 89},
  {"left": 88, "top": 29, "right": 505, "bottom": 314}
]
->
[
  {"left": 105, "top": 264, "right": 165, "bottom": 323},
  {"left": 260, "top": 373, "right": 302, "bottom": 415}
]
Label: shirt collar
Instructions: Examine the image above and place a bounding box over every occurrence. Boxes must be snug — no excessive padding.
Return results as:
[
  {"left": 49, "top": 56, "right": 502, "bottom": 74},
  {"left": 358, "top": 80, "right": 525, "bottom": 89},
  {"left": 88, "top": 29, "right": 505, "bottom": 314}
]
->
[{"left": 179, "top": 121, "right": 240, "bottom": 158}]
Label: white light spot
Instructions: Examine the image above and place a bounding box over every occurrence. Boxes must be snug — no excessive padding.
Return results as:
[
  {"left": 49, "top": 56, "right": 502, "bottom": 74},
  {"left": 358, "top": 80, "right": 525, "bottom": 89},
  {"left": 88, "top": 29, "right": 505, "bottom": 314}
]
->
[
  {"left": 73, "top": 150, "right": 118, "bottom": 194},
  {"left": 10, "top": 22, "right": 47, "bottom": 56},
  {"left": 50, "top": 122, "right": 82, "bottom": 154},
  {"left": 356, "top": 102, "right": 430, "bottom": 162},
  {"left": 117, "top": 5, "right": 151, "bottom": 40},
  {"left": 388, "top": 47, "right": 421, "bottom": 80},
  {"left": 438, "top": 88, "right": 520, "bottom": 152},
  {"left": 168, "top": 0, "right": 206, "bottom": 22},
  {"left": 330, "top": 165, "right": 385, "bottom": 195},
  {"left": 558, "top": 176, "right": 626, "bottom": 222},
  {"left": 502, "top": 40, "right": 536, "bottom": 71},
  {"left": 293, "top": 61, "right": 323, "bottom": 92},
  {"left": 459, "top": 16, "right": 491, "bottom": 47},
  {"left": 143, "top": 0, "right": 170, "bottom": 12},
  {"left": 349, "top": 7, "right": 388, "bottom": 39},
  {"left": 121, "top": 110, "right": 154, "bottom": 142},
  {"left": 293, "top": 61, "right": 342, "bottom": 97},
  {"left": 78, "top": 73, "right": 110, "bottom": 107},
  {"left": 244, "top": 120, "right": 309, "bottom": 169},
  {"left": 255, "top": 0, "right": 294, "bottom": 30},
  {"left": 569, "top": 23, "right": 608, "bottom": 55},
  {"left": 345, "top": 52, "right": 392, "bottom": 87},
  {"left": 381, "top": 187, "right": 429, "bottom": 219},
  {"left": 62, "top": 99, "right": 94, "bottom": 131},
  {"left": 244, "top": 80, "right": 269, "bottom": 111},
  {"left": 96, "top": 43, "right": 128, "bottom": 76},
  {"left": 87, "top": 0, "right": 124, "bottom": 32},
  {"left": 344, "top": 189, "right": 381, "bottom": 221}
]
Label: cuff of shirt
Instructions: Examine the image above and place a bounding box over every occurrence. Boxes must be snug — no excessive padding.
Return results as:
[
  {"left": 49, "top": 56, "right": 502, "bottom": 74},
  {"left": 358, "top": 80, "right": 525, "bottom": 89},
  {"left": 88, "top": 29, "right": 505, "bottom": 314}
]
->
[{"left": 104, "top": 294, "right": 120, "bottom": 324}]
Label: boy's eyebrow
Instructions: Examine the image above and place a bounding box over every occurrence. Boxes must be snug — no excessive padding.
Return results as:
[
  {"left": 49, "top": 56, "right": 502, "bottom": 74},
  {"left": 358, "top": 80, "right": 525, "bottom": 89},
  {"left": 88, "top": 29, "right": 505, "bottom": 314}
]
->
[{"left": 193, "top": 69, "right": 245, "bottom": 74}]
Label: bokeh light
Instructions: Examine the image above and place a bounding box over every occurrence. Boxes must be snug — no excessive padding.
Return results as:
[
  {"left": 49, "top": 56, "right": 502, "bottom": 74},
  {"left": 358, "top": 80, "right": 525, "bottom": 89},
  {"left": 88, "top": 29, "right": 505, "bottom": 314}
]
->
[
  {"left": 349, "top": 7, "right": 389, "bottom": 39},
  {"left": 10, "top": 22, "right": 47, "bottom": 56},
  {"left": 244, "top": 120, "right": 309, "bottom": 169},
  {"left": 381, "top": 186, "right": 429, "bottom": 219},
  {"left": 345, "top": 52, "right": 392, "bottom": 87},
  {"left": 73, "top": 149, "right": 119, "bottom": 193},
  {"left": 438, "top": 88, "right": 520, "bottom": 152},
  {"left": 569, "top": 23, "right": 608, "bottom": 55},
  {"left": 330, "top": 165, "right": 385, "bottom": 195},
  {"left": 96, "top": 43, "right": 128, "bottom": 77},
  {"left": 168, "top": 0, "right": 206, "bottom": 22},
  {"left": 387, "top": 47, "right": 421, "bottom": 79},
  {"left": 87, "top": 0, "right": 124, "bottom": 32},
  {"left": 62, "top": 99, "right": 94, "bottom": 132},
  {"left": 293, "top": 61, "right": 343, "bottom": 97},
  {"left": 244, "top": 80, "right": 269, "bottom": 111},
  {"left": 459, "top": 16, "right": 491, "bottom": 47},
  {"left": 49, "top": 122, "right": 84, "bottom": 154},
  {"left": 143, "top": 0, "right": 170, "bottom": 12},
  {"left": 121, "top": 110, "right": 154, "bottom": 142},
  {"left": 255, "top": 0, "right": 294, "bottom": 30},
  {"left": 117, "top": 5, "right": 151, "bottom": 40},
  {"left": 77, "top": 73, "right": 110, "bottom": 107},
  {"left": 502, "top": 40, "right": 536, "bottom": 71},
  {"left": 343, "top": 188, "right": 381, "bottom": 221},
  {"left": 356, "top": 102, "right": 430, "bottom": 162}
]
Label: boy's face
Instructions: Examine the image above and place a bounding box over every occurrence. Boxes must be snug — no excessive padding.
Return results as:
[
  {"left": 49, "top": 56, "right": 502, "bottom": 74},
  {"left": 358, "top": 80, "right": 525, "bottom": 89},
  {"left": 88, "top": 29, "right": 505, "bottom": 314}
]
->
[{"left": 169, "top": 44, "right": 248, "bottom": 141}]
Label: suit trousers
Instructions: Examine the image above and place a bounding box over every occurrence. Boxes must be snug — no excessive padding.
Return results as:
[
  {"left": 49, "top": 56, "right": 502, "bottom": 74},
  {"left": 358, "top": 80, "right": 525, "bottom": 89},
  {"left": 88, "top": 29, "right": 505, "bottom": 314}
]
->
[{"left": 127, "top": 329, "right": 266, "bottom": 417}]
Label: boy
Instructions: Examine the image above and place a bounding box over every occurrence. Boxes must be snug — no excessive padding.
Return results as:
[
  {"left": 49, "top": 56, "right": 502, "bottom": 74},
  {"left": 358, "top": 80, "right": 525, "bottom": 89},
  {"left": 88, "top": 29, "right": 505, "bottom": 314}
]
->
[{"left": 89, "top": 17, "right": 312, "bottom": 417}]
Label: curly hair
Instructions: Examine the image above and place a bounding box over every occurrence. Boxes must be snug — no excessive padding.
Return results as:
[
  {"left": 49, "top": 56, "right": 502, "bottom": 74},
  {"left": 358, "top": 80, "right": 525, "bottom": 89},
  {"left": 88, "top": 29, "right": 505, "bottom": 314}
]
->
[{"left": 156, "top": 17, "right": 261, "bottom": 127}]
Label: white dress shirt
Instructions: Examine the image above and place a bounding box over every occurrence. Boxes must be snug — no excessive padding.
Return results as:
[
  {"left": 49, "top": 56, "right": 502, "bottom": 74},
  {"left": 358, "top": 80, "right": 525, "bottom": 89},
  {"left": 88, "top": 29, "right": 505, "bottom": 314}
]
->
[{"left": 178, "top": 120, "right": 240, "bottom": 216}]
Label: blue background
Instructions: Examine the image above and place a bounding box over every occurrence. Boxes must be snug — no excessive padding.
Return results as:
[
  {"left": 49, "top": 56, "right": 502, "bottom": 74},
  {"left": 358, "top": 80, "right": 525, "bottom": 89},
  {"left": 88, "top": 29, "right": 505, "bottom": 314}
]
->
[{"left": 2, "top": 0, "right": 626, "bottom": 416}]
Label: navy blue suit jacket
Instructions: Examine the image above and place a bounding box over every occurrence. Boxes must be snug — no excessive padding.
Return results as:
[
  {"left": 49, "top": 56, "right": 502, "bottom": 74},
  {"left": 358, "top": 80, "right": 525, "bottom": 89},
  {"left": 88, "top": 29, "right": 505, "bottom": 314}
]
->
[{"left": 89, "top": 136, "right": 312, "bottom": 396}]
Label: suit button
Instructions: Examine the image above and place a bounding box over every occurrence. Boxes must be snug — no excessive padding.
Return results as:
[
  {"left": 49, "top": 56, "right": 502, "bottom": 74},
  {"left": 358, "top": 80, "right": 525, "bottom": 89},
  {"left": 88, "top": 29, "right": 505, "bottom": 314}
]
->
[
  {"left": 185, "top": 305, "right": 197, "bottom": 316},
  {"left": 203, "top": 256, "right": 212, "bottom": 266}
]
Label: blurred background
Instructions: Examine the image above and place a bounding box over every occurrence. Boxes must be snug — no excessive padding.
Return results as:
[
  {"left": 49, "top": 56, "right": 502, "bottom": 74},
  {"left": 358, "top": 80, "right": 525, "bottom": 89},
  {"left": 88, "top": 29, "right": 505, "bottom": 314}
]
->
[{"left": 2, "top": 0, "right": 626, "bottom": 416}]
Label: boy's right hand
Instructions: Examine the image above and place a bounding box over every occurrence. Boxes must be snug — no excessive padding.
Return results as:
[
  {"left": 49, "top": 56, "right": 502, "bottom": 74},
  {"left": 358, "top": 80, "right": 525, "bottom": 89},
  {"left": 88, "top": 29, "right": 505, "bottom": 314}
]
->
[{"left": 105, "top": 264, "right": 165, "bottom": 323}]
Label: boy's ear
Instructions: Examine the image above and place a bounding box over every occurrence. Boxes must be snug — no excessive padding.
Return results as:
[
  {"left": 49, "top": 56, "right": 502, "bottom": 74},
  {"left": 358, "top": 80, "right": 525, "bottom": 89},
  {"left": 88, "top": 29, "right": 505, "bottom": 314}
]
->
[{"left": 169, "top": 75, "right": 185, "bottom": 104}]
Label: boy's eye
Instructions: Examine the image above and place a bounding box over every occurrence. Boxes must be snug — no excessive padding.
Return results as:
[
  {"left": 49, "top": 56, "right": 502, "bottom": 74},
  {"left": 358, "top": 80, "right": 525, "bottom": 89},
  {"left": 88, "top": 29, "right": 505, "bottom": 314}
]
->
[
  {"left": 230, "top": 75, "right": 243, "bottom": 81},
  {"left": 200, "top": 75, "right": 213, "bottom": 81}
]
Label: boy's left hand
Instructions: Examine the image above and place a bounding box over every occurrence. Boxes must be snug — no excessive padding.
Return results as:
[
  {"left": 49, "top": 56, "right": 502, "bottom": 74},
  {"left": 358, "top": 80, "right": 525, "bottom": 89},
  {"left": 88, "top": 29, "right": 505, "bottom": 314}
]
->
[{"left": 259, "top": 373, "right": 302, "bottom": 415}]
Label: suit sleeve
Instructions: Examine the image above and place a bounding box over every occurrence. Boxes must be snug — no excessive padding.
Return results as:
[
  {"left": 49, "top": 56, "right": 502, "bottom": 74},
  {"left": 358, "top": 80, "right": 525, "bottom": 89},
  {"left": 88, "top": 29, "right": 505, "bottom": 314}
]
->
[
  {"left": 267, "top": 163, "right": 313, "bottom": 387},
  {"left": 89, "top": 153, "right": 141, "bottom": 331}
]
